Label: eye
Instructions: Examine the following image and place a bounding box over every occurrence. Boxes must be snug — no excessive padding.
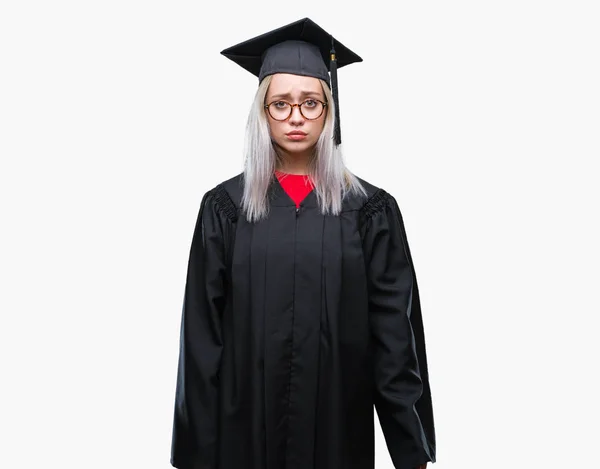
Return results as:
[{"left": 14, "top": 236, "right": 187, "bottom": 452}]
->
[
  {"left": 273, "top": 101, "right": 288, "bottom": 109},
  {"left": 303, "top": 99, "right": 317, "bottom": 108}
]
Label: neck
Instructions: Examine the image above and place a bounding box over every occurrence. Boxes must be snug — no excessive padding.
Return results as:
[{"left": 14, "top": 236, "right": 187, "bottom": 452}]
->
[{"left": 275, "top": 147, "right": 312, "bottom": 175}]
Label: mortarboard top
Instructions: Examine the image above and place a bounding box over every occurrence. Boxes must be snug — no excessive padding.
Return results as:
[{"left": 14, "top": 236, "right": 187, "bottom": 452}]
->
[{"left": 220, "top": 18, "right": 363, "bottom": 146}]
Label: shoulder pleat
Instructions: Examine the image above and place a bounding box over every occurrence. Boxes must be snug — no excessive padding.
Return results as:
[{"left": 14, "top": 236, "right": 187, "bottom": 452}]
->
[
  {"left": 358, "top": 188, "right": 389, "bottom": 233},
  {"left": 211, "top": 183, "right": 238, "bottom": 223}
]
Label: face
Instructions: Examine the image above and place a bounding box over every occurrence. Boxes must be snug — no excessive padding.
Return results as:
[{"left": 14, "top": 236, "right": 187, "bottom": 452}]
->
[{"left": 264, "top": 73, "right": 327, "bottom": 157}]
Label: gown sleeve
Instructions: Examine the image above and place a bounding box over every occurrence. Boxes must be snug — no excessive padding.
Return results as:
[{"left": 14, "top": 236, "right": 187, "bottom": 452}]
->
[
  {"left": 360, "top": 190, "right": 437, "bottom": 469},
  {"left": 171, "top": 188, "right": 230, "bottom": 469}
]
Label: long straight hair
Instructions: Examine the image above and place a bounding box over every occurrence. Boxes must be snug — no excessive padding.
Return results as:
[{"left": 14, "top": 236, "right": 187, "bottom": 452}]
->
[{"left": 240, "top": 74, "right": 367, "bottom": 223}]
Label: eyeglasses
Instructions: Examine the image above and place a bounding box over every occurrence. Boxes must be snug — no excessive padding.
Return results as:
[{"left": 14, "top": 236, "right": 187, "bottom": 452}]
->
[{"left": 264, "top": 98, "right": 327, "bottom": 121}]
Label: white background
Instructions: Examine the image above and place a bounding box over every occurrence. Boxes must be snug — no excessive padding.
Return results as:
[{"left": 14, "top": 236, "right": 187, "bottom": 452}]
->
[{"left": 1, "top": 1, "right": 599, "bottom": 468}]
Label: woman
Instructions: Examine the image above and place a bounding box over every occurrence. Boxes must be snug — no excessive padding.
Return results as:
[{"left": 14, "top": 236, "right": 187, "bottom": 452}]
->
[{"left": 170, "top": 18, "right": 436, "bottom": 469}]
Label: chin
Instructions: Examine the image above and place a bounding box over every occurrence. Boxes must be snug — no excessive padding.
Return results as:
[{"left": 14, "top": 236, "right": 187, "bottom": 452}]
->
[{"left": 277, "top": 139, "right": 315, "bottom": 154}]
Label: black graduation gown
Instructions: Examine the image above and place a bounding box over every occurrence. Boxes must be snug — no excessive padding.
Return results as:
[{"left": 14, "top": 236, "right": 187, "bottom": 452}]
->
[{"left": 170, "top": 173, "right": 436, "bottom": 469}]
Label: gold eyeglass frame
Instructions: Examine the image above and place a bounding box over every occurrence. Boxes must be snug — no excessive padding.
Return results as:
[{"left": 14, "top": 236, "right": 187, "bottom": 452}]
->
[{"left": 264, "top": 99, "right": 328, "bottom": 121}]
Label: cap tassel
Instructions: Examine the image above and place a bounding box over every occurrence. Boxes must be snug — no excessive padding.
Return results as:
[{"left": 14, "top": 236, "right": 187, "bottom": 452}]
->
[{"left": 330, "top": 37, "right": 341, "bottom": 146}]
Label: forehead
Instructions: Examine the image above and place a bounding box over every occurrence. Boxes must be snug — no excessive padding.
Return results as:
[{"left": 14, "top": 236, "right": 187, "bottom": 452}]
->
[{"left": 267, "top": 73, "right": 324, "bottom": 97}]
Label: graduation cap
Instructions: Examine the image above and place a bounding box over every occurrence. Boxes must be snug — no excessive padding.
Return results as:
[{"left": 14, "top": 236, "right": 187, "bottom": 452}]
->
[{"left": 220, "top": 17, "right": 362, "bottom": 146}]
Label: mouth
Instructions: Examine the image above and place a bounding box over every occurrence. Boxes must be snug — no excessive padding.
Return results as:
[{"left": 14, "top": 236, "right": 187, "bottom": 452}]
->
[{"left": 286, "top": 131, "right": 307, "bottom": 141}]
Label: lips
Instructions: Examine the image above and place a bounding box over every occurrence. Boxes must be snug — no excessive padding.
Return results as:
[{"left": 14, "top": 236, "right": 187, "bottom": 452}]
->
[{"left": 286, "top": 131, "right": 307, "bottom": 141}]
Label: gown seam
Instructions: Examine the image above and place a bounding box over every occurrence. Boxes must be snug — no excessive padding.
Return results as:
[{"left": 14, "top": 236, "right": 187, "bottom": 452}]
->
[{"left": 284, "top": 206, "right": 299, "bottom": 464}]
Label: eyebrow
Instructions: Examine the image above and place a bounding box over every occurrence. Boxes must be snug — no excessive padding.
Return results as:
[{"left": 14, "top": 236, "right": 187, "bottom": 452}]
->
[{"left": 269, "top": 91, "right": 324, "bottom": 100}]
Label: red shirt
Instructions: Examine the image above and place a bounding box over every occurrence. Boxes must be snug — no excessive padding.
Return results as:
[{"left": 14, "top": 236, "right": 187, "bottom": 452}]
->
[{"left": 275, "top": 170, "right": 315, "bottom": 208}]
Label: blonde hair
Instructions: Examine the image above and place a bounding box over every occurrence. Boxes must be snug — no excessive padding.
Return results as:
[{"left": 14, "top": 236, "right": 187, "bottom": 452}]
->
[{"left": 240, "top": 74, "right": 367, "bottom": 223}]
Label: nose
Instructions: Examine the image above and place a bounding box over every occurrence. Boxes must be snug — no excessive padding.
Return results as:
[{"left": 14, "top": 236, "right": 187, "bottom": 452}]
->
[{"left": 288, "top": 105, "right": 304, "bottom": 125}]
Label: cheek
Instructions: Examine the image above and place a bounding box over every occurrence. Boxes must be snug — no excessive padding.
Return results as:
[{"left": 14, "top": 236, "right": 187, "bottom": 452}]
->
[
  {"left": 268, "top": 119, "right": 284, "bottom": 137},
  {"left": 310, "top": 118, "right": 326, "bottom": 137}
]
